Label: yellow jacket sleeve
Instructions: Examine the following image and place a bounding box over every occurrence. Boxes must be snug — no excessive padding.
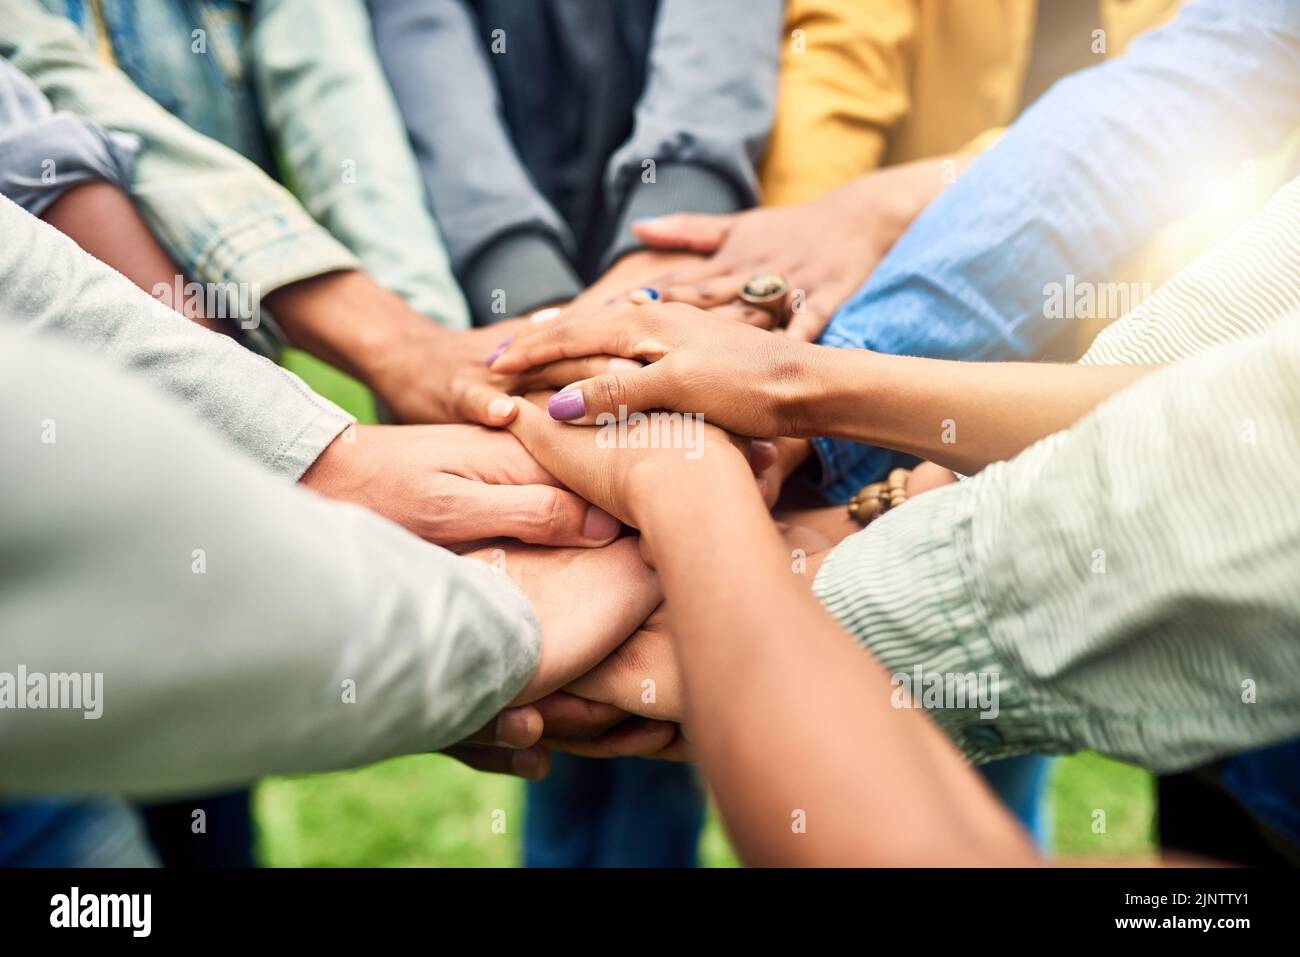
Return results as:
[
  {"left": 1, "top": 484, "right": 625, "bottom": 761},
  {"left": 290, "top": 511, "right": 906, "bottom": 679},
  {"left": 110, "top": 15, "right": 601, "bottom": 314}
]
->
[{"left": 759, "top": 0, "right": 919, "bottom": 206}]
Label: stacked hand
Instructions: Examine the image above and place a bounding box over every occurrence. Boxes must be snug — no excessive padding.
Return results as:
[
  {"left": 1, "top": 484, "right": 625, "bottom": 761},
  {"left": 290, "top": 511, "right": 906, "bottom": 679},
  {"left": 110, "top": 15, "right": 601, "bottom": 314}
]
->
[
  {"left": 625, "top": 157, "right": 966, "bottom": 340},
  {"left": 488, "top": 301, "right": 828, "bottom": 439},
  {"left": 300, "top": 422, "right": 623, "bottom": 548}
]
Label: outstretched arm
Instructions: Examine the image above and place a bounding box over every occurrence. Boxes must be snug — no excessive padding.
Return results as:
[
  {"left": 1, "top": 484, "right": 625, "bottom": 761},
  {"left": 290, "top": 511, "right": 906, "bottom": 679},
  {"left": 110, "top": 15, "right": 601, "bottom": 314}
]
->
[
  {"left": 490, "top": 301, "right": 1152, "bottom": 475},
  {"left": 503, "top": 399, "right": 1037, "bottom": 866}
]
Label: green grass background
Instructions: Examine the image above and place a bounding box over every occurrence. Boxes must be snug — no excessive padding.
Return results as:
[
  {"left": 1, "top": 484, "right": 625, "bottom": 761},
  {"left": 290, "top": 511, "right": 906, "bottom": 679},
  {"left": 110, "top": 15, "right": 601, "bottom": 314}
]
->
[{"left": 257, "top": 353, "right": 1157, "bottom": 866}]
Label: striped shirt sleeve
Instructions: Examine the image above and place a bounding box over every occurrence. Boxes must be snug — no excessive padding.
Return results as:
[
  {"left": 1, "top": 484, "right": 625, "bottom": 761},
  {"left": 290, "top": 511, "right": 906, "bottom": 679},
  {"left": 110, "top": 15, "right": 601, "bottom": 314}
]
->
[
  {"left": 815, "top": 315, "right": 1300, "bottom": 772},
  {"left": 814, "top": 177, "right": 1300, "bottom": 773}
]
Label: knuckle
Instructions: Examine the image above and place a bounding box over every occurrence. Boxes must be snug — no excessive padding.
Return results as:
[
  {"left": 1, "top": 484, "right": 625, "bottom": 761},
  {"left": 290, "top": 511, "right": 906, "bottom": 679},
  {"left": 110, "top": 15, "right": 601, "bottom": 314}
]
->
[
  {"left": 594, "top": 374, "right": 626, "bottom": 413},
  {"left": 531, "top": 487, "right": 573, "bottom": 539}
]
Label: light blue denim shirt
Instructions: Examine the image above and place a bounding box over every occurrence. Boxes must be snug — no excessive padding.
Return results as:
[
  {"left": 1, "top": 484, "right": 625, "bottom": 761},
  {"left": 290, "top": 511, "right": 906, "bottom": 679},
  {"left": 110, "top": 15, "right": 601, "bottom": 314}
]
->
[
  {"left": 4, "top": 0, "right": 468, "bottom": 329},
  {"left": 813, "top": 0, "right": 1300, "bottom": 503}
]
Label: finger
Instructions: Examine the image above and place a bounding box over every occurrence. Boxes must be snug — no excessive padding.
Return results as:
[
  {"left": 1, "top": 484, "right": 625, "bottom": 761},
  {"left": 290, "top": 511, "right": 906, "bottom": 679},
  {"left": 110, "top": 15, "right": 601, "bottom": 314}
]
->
[
  {"left": 441, "top": 475, "right": 621, "bottom": 546},
  {"left": 750, "top": 439, "right": 779, "bottom": 475},
  {"left": 442, "top": 744, "right": 551, "bottom": 780},
  {"left": 658, "top": 275, "right": 744, "bottom": 309},
  {"left": 632, "top": 213, "right": 733, "bottom": 252},
  {"left": 458, "top": 383, "right": 519, "bottom": 427},
  {"left": 543, "top": 718, "right": 679, "bottom": 758},
  {"left": 784, "top": 300, "right": 834, "bottom": 343},
  {"left": 489, "top": 304, "right": 663, "bottom": 374},
  {"left": 785, "top": 286, "right": 849, "bottom": 343},
  {"left": 651, "top": 734, "right": 694, "bottom": 763},
  {"left": 544, "top": 361, "right": 676, "bottom": 425},
  {"left": 517, "top": 355, "right": 644, "bottom": 391},
  {"left": 530, "top": 691, "right": 630, "bottom": 739},
  {"left": 707, "top": 301, "right": 776, "bottom": 330},
  {"left": 461, "top": 705, "right": 544, "bottom": 748}
]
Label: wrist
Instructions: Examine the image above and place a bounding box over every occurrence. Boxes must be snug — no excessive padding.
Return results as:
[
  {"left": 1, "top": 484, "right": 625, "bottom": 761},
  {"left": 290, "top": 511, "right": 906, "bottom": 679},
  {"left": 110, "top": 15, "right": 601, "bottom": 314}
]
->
[
  {"left": 298, "top": 423, "right": 377, "bottom": 501},
  {"left": 265, "top": 270, "right": 448, "bottom": 385},
  {"left": 627, "top": 449, "right": 753, "bottom": 535},
  {"left": 781, "top": 345, "right": 890, "bottom": 446}
]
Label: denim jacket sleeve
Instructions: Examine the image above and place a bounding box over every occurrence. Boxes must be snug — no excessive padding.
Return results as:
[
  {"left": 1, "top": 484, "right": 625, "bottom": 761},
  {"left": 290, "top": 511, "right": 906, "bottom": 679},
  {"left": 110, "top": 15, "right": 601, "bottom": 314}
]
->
[
  {"left": 813, "top": 0, "right": 1300, "bottom": 503},
  {"left": 249, "top": 0, "right": 470, "bottom": 328},
  {"left": 0, "top": 0, "right": 360, "bottom": 310}
]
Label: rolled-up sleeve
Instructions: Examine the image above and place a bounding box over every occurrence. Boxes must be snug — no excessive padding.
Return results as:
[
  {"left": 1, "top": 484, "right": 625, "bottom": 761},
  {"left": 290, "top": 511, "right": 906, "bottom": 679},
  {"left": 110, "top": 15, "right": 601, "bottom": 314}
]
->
[
  {"left": 814, "top": 317, "right": 1300, "bottom": 774},
  {"left": 0, "top": 0, "right": 360, "bottom": 308},
  {"left": 0, "top": 57, "right": 136, "bottom": 216}
]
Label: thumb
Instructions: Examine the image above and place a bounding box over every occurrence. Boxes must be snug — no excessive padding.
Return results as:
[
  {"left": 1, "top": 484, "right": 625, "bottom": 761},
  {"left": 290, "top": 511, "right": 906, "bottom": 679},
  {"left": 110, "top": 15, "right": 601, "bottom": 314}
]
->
[
  {"left": 632, "top": 213, "right": 732, "bottom": 253},
  {"left": 546, "top": 365, "right": 672, "bottom": 425}
]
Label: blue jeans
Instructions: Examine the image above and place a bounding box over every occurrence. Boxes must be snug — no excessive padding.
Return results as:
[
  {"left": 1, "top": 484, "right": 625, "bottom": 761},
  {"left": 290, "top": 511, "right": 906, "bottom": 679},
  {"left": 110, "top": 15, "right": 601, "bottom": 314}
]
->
[
  {"left": 524, "top": 753, "right": 1054, "bottom": 866},
  {"left": 980, "top": 755, "right": 1055, "bottom": 849},
  {"left": 524, "top": 755, "right": 706, "bottom": 868},
  {"left": 0, "top": 798, "right": 157, "bottom": 867}
]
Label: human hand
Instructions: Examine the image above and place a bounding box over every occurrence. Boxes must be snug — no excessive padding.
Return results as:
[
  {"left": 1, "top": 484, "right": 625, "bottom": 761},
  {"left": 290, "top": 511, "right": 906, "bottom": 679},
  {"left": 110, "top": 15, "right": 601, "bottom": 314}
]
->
[
  {"left": 502, "top": 391, "right": 755, "bottom": 529},
  {"left": 265, "top": 271, "right": 635, "bottom": 427},
  {"left": 562, "top": 524, "right": 838, "bottom": 727},
  {"left": 460, "top": 538, "right": 662, "bottom": 705},
  {"left": 440, "top": 692, "right": 685, "bottom": 777},
  {"left": 567, "top": 249, "right": 705, "bottom": 310},
  {"left": 299, "top": 423, "right": 622, "bottom": 547},
  {"left": 361, "top": 318, "right": 640, "bottom": 427},
  {"left": 632, "top": 157, "right": 968, "bottom": 341},
  {"left": 490, "top": 301, "right": 830, "bottom": 439},
  {"left": 531, "top": 691, "right": 688, "bottom": 761}
]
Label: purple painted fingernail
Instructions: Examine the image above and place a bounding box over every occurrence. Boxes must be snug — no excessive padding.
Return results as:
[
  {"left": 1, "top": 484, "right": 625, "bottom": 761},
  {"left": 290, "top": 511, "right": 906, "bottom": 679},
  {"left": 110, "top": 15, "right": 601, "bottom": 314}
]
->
[
  {"left": 484, "top": 336, "right": 513, "bottom": 366},
  {"left": 548, "top": 389, "right": 586, "bottom": 421}
]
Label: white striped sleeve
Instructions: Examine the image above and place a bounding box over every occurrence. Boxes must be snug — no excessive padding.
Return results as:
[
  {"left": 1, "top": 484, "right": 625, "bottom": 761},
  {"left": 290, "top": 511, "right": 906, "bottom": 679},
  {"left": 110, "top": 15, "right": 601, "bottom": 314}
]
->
[{"left": 814, "top": 315, "right": 1300, "bottom": 773}]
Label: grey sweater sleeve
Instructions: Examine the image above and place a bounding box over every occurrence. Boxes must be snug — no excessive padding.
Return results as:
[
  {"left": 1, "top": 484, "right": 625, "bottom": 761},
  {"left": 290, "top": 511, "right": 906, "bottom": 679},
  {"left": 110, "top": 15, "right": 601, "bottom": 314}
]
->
[
  {"left": 600, "top": 0, "right": 784, "bottom": 268},
  {"left": 0, "top": 193, "right": 352, "bottom": 479},
  {"left": 0, "top": 327, "right": 540, "bottom": 798},
  {"left": 367, "top": 0, "right": 582, "bottom": 322}
]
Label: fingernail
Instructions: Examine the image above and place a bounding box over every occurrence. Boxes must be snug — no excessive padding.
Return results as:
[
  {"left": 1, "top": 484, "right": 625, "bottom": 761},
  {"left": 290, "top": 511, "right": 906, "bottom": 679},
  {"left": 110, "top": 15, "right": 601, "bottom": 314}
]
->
[
  {"left": 582, "top": 506, "right": 620, "bottom": 541},
  {"left": 548, "top": 389, "right": 586, "bottom": 421},
  {"left": 488, "top": 397, "right": 515, "bottom": 419},
  {"left": 634, "top": 216, "right": 658, "bottom": 224},
  {"left": 530, "top": 306, "right": 561, "bottom": 323},
  {"left": 495, "top": 708, "right": 536, "bottom": 747},
  {"left": 607, "top": 357, "right": 642, "bottom": 371},
  {"left": 484, "top": 336, "right": 513, "bottom": 365},
  {"left": 628, "top": 287, "right": 660, "bottom": 304}
]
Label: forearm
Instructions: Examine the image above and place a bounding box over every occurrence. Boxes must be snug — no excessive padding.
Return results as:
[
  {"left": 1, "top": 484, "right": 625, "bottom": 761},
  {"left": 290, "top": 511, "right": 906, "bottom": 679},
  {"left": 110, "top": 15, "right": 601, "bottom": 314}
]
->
[
  {"left": 794, "top": 347, "right": 1154, "bottom": 474},
  {"left": 41, "top": 182, "right": 226, "bottom": 334},
  {"left": 0, "top": 330, "right": 539, "bottom": 798},
  {"left": 1, "top": 194, "right": 351, "bottom": 479},
  {"left": 631, "top": 466, "right": 1035, "bottom": 865},
  {"left": 262, "top": 269, "right": 445, "bottom": 386}
]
